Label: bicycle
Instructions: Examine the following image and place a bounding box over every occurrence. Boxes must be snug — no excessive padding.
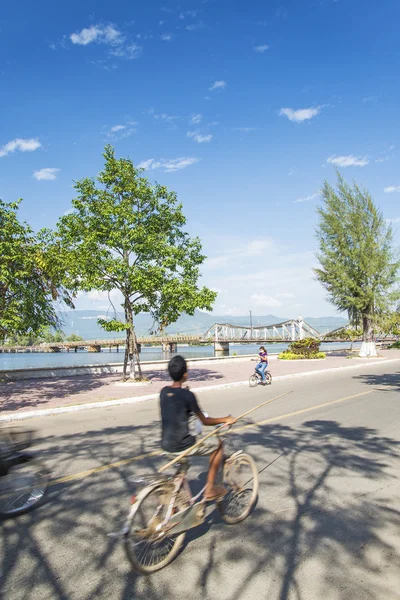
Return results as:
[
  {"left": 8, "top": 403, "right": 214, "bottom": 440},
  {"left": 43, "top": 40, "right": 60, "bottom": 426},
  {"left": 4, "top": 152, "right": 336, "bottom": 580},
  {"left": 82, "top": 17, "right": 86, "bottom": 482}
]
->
[
  {"left": 0, "top": 427, "right": 50, "bottom": 520},
  {"left": 249, "top": 366, "right": 272, "bottom": 387},
  {"left": 112, "top": 426, "right": 259, "bottom": 574}
]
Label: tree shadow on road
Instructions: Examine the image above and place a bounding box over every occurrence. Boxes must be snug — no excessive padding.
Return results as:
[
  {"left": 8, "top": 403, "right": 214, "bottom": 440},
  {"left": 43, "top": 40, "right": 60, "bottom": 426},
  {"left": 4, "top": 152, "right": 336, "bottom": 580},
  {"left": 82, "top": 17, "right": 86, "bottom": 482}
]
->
[
  {"left": 353, "top": 370, "right": 400, "bottom": 391},
  {"left": 1, "top": 419, "right": 399, "bottom": 600},
  {"left": 146, "top": 367, "right": 224, "bottom": 384},
  {"left": 0, "top": 374, "right": 121, "bottom": 413},
  {"left": 0, "top": 366, "right": 224, "bottom": 415}
]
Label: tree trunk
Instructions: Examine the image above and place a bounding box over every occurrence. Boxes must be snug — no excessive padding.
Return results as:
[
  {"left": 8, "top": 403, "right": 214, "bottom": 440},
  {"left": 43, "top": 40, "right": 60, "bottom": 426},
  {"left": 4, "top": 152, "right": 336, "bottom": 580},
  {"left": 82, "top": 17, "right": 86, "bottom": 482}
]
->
[
  {"left": 123, "top": 326, "right": 129, "bottom": 381},
  {"left": 133, "top": 329, "right": 143, "bottom": 379},
  {"left": 124, "top": 300, "right": 143, "bottom": 380},
  {"left": 359, "top": 313, "right": 377, "bottom": 357}
]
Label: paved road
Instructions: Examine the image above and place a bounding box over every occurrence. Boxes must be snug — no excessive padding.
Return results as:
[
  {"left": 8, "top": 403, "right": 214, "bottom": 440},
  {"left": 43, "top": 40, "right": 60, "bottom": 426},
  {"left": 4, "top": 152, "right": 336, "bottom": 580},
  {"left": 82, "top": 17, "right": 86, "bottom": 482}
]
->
[{"left": 1, "top": 360, "right": 400, "bottom": 600}]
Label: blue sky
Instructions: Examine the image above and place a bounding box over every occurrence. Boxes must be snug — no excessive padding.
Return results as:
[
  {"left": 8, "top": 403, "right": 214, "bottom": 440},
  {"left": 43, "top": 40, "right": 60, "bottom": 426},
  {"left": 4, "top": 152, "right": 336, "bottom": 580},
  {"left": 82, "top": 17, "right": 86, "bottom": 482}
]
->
[{"left": 1, "top": 0, "right": 400, "bottom": 318}]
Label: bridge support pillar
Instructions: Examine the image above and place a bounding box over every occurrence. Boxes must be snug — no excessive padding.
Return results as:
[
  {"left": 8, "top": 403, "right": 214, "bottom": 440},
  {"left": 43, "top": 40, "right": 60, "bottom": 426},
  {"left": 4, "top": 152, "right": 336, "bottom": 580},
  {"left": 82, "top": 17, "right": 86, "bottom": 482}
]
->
[
  {"left": 74, "top": 347, "right": 78, "bottom": 353},
  {"left": 48, "top": 346, "right": 61, "bottom": 353},
  {"left": 214, "top": 341, "right": 229, "bottom": 357},
  {"left": 162, "top": 342, "right": 177, "bottom": 353},
  {"left": 88, "top": 345, "right": 101, "bottom": 353}
]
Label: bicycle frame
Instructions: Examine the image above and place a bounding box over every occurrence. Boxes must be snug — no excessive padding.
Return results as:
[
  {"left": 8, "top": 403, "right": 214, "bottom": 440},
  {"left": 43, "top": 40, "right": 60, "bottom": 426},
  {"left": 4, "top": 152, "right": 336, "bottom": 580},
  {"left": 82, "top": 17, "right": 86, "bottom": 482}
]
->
[{"left": 160, "top": 446, "right": 244, "bottom": 534}]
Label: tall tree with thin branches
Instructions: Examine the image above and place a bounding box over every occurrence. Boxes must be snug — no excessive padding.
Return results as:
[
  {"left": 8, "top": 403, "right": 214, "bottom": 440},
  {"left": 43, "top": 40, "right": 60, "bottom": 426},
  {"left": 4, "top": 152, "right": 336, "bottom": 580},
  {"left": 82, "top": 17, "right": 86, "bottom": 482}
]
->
[{"left": 315, "top": 173, "right": 400, "bottom": 357}]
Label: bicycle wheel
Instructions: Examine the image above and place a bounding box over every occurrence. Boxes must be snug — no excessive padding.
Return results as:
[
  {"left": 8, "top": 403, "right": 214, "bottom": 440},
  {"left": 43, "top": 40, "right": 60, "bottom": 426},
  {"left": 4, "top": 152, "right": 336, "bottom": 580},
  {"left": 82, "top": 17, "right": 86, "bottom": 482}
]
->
[
  {"left": 265, "top": 372, "right": 272, "bottom": 385},
  {"left": 0, "top": 458, "right": 49, "bottom": 519},
  {"left": 124, "top": 483, "right": 190, "bottom": 574},
  {"left": 217, "top": 453, "right": 258, "bottom": 524},
  {"left": 249, "top": 373, "right": 260, "bottom": 388}
]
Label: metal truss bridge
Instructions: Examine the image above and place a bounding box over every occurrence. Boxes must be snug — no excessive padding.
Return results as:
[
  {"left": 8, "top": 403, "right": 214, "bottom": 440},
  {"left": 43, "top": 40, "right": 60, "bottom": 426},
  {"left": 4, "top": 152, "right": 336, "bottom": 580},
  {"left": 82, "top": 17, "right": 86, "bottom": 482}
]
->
[
  {"left": 203, "top": 319, "right": 321, "bottom": 343},
  {"left": 0, "top": 318, "right": 323, "bottom": 354}
]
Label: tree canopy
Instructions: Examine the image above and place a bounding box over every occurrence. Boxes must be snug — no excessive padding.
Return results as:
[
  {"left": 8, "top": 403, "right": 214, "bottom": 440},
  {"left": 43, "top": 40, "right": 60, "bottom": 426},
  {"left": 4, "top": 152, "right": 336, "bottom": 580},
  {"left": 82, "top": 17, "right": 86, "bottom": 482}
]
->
[
  {"left": 56, "top": 145, "right": 216, "bottom": 378},
  {"left": 315, "top": 173, "right": 400, "bottom": 355},
  {"left": 0, "top": 199, "right": 73, "bottom": 343}
]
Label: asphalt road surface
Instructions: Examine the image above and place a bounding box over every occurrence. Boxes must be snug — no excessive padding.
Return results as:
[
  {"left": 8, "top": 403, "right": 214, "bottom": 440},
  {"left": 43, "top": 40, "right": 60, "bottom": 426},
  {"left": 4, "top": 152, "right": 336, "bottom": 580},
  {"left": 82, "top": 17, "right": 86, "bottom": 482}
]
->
[{"left": 1, "top": 360, "right": 400, "bottom": 600}]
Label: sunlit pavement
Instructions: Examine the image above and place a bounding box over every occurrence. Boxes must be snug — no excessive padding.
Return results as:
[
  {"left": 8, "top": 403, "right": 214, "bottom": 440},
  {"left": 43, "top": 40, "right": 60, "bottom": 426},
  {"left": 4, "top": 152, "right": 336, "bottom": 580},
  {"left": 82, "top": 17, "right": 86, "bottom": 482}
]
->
[
  {"left": 2, "top": 349, "right": 400, "bottom": 416},
  {"left": 1, "top": 359, "right": 400, "bottom": 600}
]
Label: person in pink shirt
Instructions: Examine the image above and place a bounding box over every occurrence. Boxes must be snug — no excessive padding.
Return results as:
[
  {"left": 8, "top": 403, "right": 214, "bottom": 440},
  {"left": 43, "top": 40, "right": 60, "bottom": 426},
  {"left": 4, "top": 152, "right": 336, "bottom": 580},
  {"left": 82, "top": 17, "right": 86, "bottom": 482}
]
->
[{"left": 255, "top": 346, "right": 268, "bottom": 384}]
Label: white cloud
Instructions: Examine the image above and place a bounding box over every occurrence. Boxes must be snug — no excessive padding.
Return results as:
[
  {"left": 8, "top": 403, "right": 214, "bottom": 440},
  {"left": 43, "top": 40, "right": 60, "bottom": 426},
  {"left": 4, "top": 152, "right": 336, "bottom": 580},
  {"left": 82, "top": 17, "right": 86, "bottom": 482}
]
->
[
  {"left": 246, "top": 239, "right": 272, "bottom": 255},
  {"left": 0, "top": 138, "right": 42, "bottom": 158},
  {"left": 386, "top": 217, "right": 400, "bottom": 224},
  {"left": 152, "top": 112, "right": 179, "bottom": 123},
  {"left": 294, "top": 192, "right": 319, "bottom": 204},
  {"left": 110, "top": 124, "right": 126, "bottom": 132},
  {"left": 109, "top": 43, "right": 142, "bottom": 59},
  {"left": 180, "top": 10, "right": 199, "bottom": 19},
  {"left": 70, "top": 23, "right": 142, "bottom": 60},
  {"left": 186, "top": 22, "right": 204, "bottom": 31},
  {"left": 205, "top": 239, "right": 273, "bottom": 269},
  {"left": 254, "top": 44, "right": 269, "bottom": 53},
  {"left": 327, "top": 155, "right": 369, "bottom": 167},
  {"left": 279, "top": 106, "right": 322, "bottom": 123},
  {"left": 235, "top": 127, "right": 257, "bottom": 133},
  {"left": 161, "top": 34, "right": 172, "bottom": 41},
  {"left": 216, "top": 305, "right": 241, "bottom": 316},
  {"left": 70, "top": 24, "right": 122, "bottom": 46},
  {"left": 251, "top": 294, "right": 282, "bottom": 308},
  {"left": 190, "top": 113, "right": 203, "bottom": 124},
  {"left": 138, "top": 157, "right": 200, "bottom": 172},
  {"left": 209, "top": 80, "right": 226, "bottom": 91},
  {"left": 33, "top": 168, "right": 60, "bottom": 181},
  {"left": 276, "top": 292, "right": 296, "bottom": 299},
  {"left": 107, "top": 122, "right": 137, "bottom": 140},
  {"left": 187, "top": 131, "right": 213, "bottom": 143},
  {"left": 384, "top": 185, "right": 400, "bottom": 193},
  {"left": 80, "top": 314, "right": 109, "bottom": 320}
]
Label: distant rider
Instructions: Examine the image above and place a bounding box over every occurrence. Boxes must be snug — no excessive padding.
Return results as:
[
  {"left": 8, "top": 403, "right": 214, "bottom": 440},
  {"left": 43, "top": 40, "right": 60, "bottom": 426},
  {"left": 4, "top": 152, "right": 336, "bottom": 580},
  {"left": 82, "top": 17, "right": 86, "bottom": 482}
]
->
[{"left": 255, "top": 345, "right": 268, "bottom": 384}]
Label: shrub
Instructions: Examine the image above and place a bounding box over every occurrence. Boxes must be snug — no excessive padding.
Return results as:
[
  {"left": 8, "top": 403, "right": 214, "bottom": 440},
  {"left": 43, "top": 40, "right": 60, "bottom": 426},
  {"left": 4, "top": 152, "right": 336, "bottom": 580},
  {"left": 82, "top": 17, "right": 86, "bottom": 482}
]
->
[
  {"left": 288, "top": 337, "right": 321, "bottom": 358},
  {"left": 389, "top": 341, "right": 400, "bottom": 349},
  {"left": 278, "top": 350, "right": 326, "bottom": 360}
]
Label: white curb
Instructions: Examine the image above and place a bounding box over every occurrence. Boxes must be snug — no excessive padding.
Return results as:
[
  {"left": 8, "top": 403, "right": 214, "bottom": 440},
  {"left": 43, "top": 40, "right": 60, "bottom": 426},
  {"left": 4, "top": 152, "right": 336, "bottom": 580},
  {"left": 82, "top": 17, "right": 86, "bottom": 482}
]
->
[{"left": 1, "top": 356, "right": 400, "bottom": 422}]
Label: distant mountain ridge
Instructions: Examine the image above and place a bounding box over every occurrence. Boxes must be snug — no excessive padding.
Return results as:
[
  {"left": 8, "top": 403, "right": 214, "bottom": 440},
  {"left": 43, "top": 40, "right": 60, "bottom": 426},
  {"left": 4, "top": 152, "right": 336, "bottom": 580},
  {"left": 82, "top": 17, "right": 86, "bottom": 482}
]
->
[{"left": 57, "top": 310, "right": 348, "bottom": 340}]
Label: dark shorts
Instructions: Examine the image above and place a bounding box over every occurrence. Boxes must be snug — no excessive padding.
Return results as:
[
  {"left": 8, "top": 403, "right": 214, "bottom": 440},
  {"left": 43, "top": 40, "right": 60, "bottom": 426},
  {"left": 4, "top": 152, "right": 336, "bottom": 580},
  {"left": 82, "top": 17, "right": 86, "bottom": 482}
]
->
[{"left": 166, "top": 437, "right": 220, "bottom": 458}]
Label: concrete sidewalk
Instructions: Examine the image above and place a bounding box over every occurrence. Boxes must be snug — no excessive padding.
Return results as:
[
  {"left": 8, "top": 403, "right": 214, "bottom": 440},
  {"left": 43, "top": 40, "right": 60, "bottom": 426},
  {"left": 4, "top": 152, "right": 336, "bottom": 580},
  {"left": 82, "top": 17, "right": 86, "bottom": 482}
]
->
[{"left": 1, "top": 349, "right": 400, "bottom": 418}]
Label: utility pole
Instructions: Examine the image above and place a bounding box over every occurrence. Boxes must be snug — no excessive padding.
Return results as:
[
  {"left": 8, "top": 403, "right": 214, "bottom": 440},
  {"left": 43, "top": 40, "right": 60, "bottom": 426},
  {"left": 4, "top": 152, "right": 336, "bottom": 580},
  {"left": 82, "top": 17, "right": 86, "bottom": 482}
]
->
[{"left": 249, "top": 310, "right": 253, "bottom": 340}]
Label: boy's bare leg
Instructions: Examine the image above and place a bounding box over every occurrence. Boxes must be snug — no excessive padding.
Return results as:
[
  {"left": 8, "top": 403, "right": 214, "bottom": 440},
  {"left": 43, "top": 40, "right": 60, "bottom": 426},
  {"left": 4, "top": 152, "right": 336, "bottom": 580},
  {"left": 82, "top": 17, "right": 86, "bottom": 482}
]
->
[{"left": 205, "top": 443, "right": 226, "bottom": 499}]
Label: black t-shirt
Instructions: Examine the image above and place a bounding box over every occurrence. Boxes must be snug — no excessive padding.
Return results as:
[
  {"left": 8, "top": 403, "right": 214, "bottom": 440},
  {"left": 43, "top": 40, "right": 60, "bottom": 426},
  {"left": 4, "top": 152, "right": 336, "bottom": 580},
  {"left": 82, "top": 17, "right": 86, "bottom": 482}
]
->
[{"left": 160, "top": 386, "right": 201, "bottom": 453}]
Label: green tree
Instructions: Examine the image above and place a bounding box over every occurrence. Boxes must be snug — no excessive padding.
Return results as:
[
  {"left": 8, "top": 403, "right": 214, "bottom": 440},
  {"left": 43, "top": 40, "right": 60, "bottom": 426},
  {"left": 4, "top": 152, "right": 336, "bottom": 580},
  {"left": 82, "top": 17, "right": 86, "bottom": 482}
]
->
[
  {"left": 0, "top": 199, "right": 73, "bottom": 343},
  {"left": 67, "top": 333, "right": 84, "bottom": 342},
  {"left": 315, "top": 173, "right": 400, "bottom": 357},
  {"left": 56, "top": 145, "right": 216, "bottom": 379}
]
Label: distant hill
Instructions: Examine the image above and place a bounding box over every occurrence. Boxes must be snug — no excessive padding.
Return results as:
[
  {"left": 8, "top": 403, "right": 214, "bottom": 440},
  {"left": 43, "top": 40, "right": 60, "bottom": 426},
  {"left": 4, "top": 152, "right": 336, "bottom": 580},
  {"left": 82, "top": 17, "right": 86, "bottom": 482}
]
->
[{"left": 57, "top": 310, "right": 348, "bottom": 340}]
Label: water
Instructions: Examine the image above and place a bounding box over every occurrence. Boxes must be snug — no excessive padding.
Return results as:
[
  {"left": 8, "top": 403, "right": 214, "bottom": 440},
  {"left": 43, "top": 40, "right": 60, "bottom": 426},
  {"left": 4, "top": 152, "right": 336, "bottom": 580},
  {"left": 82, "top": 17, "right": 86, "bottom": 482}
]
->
[{"left": 0, "top": 342, "right": 360, "bottom": 371}]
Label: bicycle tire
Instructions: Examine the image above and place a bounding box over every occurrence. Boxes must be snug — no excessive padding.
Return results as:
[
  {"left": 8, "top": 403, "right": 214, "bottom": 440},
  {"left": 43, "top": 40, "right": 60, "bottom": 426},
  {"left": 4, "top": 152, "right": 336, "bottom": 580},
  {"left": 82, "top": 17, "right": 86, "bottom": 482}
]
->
[
  {"left": 265, "top": 372, "right": 272, "bottom": 385},
  {"left": 249, "top": 374, "right": 259, "bottom": 388},
  {"left": 0, "top": 458, "right": 49, "bottom": 520},
  {"left": 217, "top": 453, "right": 258, "bottom": 524},
  {"left": 124, "top": 482, "right": 189, "bottom": 574}
]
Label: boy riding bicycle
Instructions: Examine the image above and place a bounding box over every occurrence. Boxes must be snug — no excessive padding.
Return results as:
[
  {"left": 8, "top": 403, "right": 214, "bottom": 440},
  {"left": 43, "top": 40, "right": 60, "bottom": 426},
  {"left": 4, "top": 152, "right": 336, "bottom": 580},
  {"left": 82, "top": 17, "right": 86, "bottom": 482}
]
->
[{"left": 160, "top": 356, "right": 236, "bottom": 501}]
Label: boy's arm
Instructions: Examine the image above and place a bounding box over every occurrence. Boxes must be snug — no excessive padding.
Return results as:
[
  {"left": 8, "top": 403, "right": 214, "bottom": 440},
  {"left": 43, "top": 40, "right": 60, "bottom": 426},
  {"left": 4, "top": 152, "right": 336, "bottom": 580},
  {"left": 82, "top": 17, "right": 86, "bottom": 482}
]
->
[
  {"left": 195, "top": 410, "right": 236, "bottom": 426},
  {"left": 187, "top": 389, "right": 236, "bottom": 426}
]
